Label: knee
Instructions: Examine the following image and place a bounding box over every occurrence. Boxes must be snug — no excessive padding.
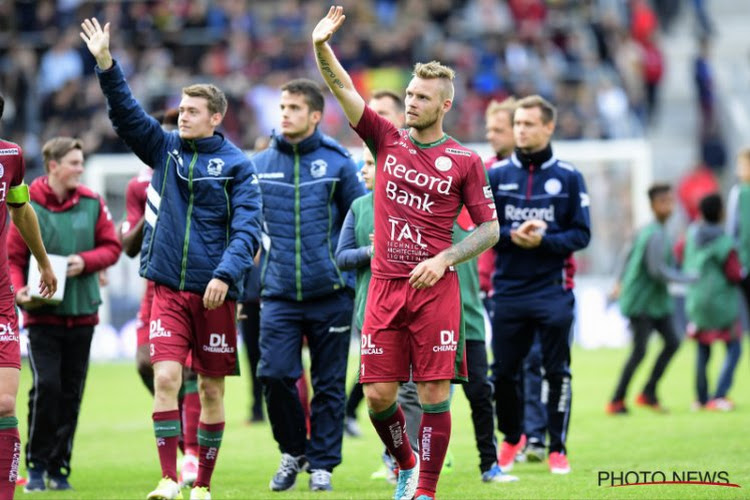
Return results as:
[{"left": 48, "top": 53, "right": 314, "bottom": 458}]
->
[
  {"left": 0, "top": 393, "right": 16, "bottom": 417},
  {"left": 198, "top": 378, "right": 224, "bottom": 405},
  {"left": 364, "top": 384, "right": 397, "bottom": 413},
  {"left": 153, "top": 368, "right": 181, "bottom": 395}
]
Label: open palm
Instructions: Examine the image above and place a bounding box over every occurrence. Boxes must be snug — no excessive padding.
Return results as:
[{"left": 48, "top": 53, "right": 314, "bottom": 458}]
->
[
  {"left": 80, "top": 17, "right": 110, "bottom": 58},
  {"left": 312, "top": 5, "right": 346, "bottom": 45}
]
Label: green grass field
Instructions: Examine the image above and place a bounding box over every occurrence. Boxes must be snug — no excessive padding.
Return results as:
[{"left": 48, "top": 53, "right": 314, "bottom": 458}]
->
[{"left": 15, "top": 339, "right": 750, "bottom": 499}]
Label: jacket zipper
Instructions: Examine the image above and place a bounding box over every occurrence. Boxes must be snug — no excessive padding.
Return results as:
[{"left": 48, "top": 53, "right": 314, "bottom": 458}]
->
[
  {"left": 293, "top": 145, "right": 303, "bottom": 301},
  {"left": 526, "top": 164, "right": 535, "bottom": 200}
]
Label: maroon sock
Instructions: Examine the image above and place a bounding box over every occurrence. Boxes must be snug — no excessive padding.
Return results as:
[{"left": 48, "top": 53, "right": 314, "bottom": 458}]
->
[
  {"left": 417, "top": 410, "right": 451, "bottom": 495},
  {"left": 369, "top": 403, "right": 416, "bottom": 470},
  {"left": 0, "top": 426, "right": 20, "bottom": 500},
  {"left": 153, "top": 410, "right": 181, "bottom": 482},
  {"left": 194, "top": 422, "right": 224, "bottom": 489},
  {"left": 182, "top": 391, "right": 201, "bottom": 456}
]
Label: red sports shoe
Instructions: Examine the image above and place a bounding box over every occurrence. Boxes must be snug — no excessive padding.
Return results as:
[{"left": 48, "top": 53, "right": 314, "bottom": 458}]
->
[
  {"left": 605, "top": 400, "right": 628, "bottom": 415},
  {"left": 548, "top": 452, "right": 571, "bottom": 474},
  {"left": 706, "top": 397, "right": 734, "bottom": 412},
  {"left": 635, "top": 393, "right": 668, "bottom": 413},
  {"left": 15, "top": 476, "right": 28, "bottom": 487},
  {"left": 498, "top": 435, "right": 526, "bottom": 472}
]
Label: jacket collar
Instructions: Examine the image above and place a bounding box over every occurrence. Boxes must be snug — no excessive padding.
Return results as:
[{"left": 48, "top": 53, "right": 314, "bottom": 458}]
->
[
  {"left": 511, "top": 143, "right": 555, "bottom": 170},
  {"left": 180, "top": 131, "right": 225, "bottom": 153},
  {"left": 30, "top": 176, "right": 81, "bottom": 212},
  {"left": 272, "top": 128, "right": 323, "bottom": 155}
]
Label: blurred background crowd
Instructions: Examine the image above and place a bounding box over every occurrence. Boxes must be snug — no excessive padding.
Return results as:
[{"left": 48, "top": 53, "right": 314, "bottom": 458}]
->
[{"left": 0, "top": 0, "right": 716, "bottom": 178}]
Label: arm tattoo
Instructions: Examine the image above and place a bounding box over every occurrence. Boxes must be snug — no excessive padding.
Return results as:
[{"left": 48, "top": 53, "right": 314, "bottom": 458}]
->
[
  {"left": 316, "top": 49, "right": 344, "bottom": 89},
  {"left": 441, "top": 220, "right": 499, "bottom": 267}
]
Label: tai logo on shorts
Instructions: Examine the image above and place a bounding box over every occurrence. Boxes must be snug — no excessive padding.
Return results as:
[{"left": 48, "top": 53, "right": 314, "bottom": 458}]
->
[
  {"left": 361, "top": 333, "right": 383, "bottom": 355},
  {"left": 203, "top": 333, "right": 235, "bottom": 354},
  {"left": 433, "top": 330, "right": 457, "bottom": 352}
]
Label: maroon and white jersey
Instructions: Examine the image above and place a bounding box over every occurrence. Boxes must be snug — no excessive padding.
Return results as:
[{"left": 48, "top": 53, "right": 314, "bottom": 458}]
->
[
  {"left": 0, "top": 140, "right": 26, "bottom": 295},
  {"left": 121, "top": 166, "right": 153, "bottom": 239},
  {"left": 353, "top": 106, "right": 497, "bottom": 279}
]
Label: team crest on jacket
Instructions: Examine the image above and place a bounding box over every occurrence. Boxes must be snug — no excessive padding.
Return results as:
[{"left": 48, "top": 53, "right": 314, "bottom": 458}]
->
[
  {"left": 207, "top": 158, "right": 224, "bottom": 176},
  {"left": 544, "top": 178, "right": 562, "bottom": 195},
  {"left": 311, "top": 159, "right": 327, "bottom": 178}
]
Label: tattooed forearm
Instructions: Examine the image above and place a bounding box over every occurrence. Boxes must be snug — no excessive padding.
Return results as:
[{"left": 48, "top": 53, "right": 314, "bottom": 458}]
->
[
  {"left": 440, "top": 220, "right": 499, "bottom": 267},
  {"left": 316, "top": 49, "right": 344, "bottom": 89}
]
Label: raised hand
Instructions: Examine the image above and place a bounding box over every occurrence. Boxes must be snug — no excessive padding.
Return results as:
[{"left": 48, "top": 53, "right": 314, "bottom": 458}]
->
[
  {"left": 80, "top": 17, "right": 113, "bottom": 70},
  {"left": 312, "top": 5, "right": 346, "bottom": 45}
]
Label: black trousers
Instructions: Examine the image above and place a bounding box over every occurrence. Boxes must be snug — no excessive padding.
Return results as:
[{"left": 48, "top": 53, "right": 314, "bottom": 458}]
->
[
  {"left": 611, "top": 315, "right": 680, "bottom": 402},
  {"left": 492, "top": 289, "right": 574, "bottom": 454},
  {"left": 239, "top": 301, "right": 263, "bottom": 419},
  {"left": 462, "top": 339, "right": 497, "bottom": 474},
  {"left": 26, "top": 324, "right": 94, "bottom": 477}
]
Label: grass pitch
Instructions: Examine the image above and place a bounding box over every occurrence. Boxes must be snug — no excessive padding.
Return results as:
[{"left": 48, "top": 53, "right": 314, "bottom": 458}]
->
[{"left": 15, "top": 338, "right": 749, "bottom": 499}]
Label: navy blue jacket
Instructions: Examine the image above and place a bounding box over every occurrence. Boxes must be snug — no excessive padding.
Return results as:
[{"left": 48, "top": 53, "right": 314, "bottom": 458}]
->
[
  {"left": 254, "top": 129, "right": 362, "bottom": 301},
  {"left": 488, "top": 145, "right": 591, "bottom": 296},
  {"left": 96, "top": 62, "right": 263, "bottom": 299}
]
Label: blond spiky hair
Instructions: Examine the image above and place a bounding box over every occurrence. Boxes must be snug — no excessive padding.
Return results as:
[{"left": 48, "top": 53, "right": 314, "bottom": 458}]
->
[
  {"left": 413, "top": 61, "right": 455, "bottom": 100},
  {"left": 485, "top": 96, "right": 517, "bottom": 120}
]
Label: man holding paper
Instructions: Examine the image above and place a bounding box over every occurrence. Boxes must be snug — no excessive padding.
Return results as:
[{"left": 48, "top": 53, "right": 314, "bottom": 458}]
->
[{"left": 7, "top": 136, "right": 120, "bottom": 492}]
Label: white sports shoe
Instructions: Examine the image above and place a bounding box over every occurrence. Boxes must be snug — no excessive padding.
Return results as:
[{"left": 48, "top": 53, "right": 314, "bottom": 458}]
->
[
  {"left": 393, "top": 455, "right": 419, "bottom": 500},
  {"left": 180, "top": 453, "right": 199, "bottom": 487},
  {"left": 147, "top": 477, "right": 183, "bottom": 500},
  {"left": 190, "top": 486, "right": 211, "bottom": 500}
]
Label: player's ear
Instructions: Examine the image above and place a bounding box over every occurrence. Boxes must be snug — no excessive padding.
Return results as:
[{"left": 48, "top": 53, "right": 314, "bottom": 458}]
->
[
  {"left": 210, "top": 112, "right": 223, "bottom": 128},
  {"left": 442, "top": 99, "right": 453, "bottom": 113},
  {"left": 310, "top": 110, "right": 323, "bottom": 127}
]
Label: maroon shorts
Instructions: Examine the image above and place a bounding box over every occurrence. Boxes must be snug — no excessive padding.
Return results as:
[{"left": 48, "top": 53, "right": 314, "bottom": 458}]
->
[
  {"left": 360, "top": 273, "right": 466, "bottom": 383},
  {"left": 0, "top": 295, "right": 20, "bottom": 370},
  {"left": 149, "top": 283, "right": 237, "bottom": 377},
  {"left": 136, "top": 280, "right": 156, "bottom": 347}
]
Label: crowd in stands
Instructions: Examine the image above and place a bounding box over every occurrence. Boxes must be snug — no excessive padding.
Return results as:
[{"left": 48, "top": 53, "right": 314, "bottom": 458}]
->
[{"left": 1, "top": 0, "right": 670, "bottom": 177}]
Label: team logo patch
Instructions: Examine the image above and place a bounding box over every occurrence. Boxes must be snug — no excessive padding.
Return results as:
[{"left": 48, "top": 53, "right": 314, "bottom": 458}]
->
[
  {"left": 483, "top": 185, "right": 492, "bottom": 199},
  {"left": 0, "top": 163, "right": 4, "bottom": 178},
  {"left": 544, "top": 178, "right": 562, "bottom": 195},
  {"left": 311, "top": 159, "right": 327, "bottom": 178},
  {"left": 435, "top": 156, "right": 452, "bottom": 172},
  {"left": 445, "top": 147, "right": 471, "bottom": 157},
  {"left": 207, "top": 158, "right": 224, "bottom": 176}
]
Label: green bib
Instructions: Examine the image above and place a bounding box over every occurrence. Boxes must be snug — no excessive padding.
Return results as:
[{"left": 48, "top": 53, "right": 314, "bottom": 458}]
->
[
  {"left": 737, "top": 185, "right": 750, "bottom": 268},
  {"left": 619, "top": 222, "right": 673, "bottom": 318},
  {"left": 683, "top": 227, "right": 739, "bottom": 329},
  {"left": 453, "top": 222, "right": 486, "bottom": 342},
  {"left": 351, "top": 194, "right": 374, "bottom": 330},
  {"left": 29, "top": 198, "right": 102, "bottom": 316}
]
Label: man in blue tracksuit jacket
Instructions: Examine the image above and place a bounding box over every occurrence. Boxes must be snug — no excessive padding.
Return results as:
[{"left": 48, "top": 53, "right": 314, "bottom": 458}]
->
[
  {"left": 253, "top": 79, "right": 363, "bottom": 492},
  {"left": 83, "top": 18, "right": 262, "bottom": 499},
  {"left": 488, "top": 95, "right": 590, "bottom": 475}
]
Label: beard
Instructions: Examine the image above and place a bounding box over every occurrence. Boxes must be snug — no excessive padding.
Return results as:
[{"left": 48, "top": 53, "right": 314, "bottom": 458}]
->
[{"left": 406, "top": 108, "right": 440, "bottom": 131}]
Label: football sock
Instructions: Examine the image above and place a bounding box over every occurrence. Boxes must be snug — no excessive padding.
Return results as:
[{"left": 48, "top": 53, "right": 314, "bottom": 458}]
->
[
  {"left": 0, "top": 417, "right": 20, "bottom": 500},
  {"left": 369, "top": 402, "right": 416, "bottom": 470},
  {"left": 417, "top": 401, "right": 451, "bottom": 495},
  {"left": 194, "top": 422, "right": 224, "bottom": 489},
  {"left": 153, "top": 410, "right": 181, "bottom": 482}
]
